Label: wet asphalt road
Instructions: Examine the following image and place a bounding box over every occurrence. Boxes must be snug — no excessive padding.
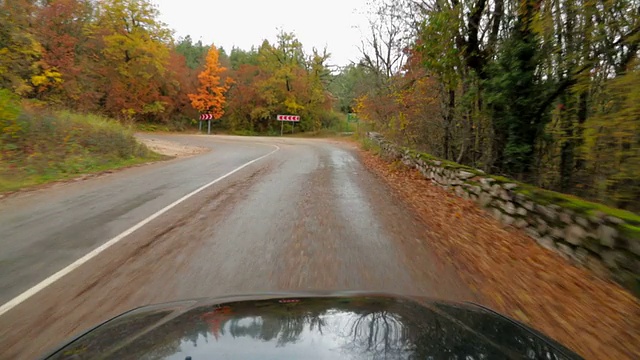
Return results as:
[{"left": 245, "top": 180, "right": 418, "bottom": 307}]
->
[{"left": 0, "top": 134, "right": 473, "bottom": 358}]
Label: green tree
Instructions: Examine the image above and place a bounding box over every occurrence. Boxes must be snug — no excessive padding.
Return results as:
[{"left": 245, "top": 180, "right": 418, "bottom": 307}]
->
[
  {"left": 485, "top": 0, "right": 547, "bottom": 177},
  {"left": 329, "top": 64, "right": 368, "bottom": 113},
  {"left": 229, "top": 47, "right": 259, "bottom": 70},
  {"left": 175, "top": 35, "right": 209, "bottom": 70}
]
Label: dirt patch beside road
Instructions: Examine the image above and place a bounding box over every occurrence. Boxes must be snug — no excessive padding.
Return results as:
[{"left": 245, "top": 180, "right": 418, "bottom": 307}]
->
[
  {"left": 136, "top": 136, "right": 209, "bottom": 157},
  {"left": 358, "top": 148, "right": 640, "bottom": 360}
]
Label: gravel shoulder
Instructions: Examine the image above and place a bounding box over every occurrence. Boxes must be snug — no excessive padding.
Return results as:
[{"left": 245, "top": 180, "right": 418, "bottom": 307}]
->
[
  {"left": 135, "top": 134, "right": 209, "bottom": 157},
  {"left": 358, "top": 146, "right": 640, "bottom": 360}
]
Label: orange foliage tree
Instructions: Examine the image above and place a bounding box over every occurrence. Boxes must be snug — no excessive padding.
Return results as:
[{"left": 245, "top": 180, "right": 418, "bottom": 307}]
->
[{"left": 188, "top": 45, "right": 232, "bottom": 119}]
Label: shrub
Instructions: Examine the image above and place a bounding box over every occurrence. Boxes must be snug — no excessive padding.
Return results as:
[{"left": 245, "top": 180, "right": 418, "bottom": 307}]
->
[{"left": 0, "top": 107, "right": 159, "bottom": 192}]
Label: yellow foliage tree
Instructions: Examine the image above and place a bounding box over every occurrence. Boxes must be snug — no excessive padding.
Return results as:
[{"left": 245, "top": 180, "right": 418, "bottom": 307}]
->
[{"left": 189, "top": 45, "right": 232, "bottom": 119}]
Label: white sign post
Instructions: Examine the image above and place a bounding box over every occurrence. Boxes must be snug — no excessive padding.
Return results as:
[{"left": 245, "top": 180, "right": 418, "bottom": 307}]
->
[{"left": 276, "top": 115, "right": 301, "bottom": 136}]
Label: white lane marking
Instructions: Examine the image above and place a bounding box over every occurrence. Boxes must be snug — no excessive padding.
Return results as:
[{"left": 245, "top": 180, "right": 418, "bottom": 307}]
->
[{"left": 0, "top": 145, "right": 280, "bottom": 317}]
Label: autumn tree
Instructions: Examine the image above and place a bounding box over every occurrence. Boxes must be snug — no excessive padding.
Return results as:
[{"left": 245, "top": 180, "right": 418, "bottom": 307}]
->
[
  {"left": 153, "top": 50, "right": 198, "bottom": 124},
  {"left": 94, "top": 0, "right": 172, "bottom": 120},
  {"left": 189, "top": 45, "right": 232, "bottom": 119},
  {"left": 248, "top": 32, "right": 333, "bottom": 132},
  {"left": 33, "top": 0, "right": 95, "bottom": 105},
  {"left": 0, "top": 0, "right": 62, "bottom": 97},
  {"left": 221, "top": 33, "right": 336, "bottom": 134}
]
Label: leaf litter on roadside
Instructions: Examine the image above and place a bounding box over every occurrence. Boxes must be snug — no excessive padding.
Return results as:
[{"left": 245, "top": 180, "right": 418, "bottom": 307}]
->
[{"left": 359, "top": 148, "right": 640, "bottom": 360}]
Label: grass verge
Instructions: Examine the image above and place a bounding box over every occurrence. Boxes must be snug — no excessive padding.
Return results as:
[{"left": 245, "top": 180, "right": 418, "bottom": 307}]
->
[{"left": 1, "top": 93, "right": 165, "bottom": 193}]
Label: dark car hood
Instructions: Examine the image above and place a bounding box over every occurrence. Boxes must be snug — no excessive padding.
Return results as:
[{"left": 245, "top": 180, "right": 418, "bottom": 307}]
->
[{"left": 43, "top": 292, "right": 582, "bottom": 359}]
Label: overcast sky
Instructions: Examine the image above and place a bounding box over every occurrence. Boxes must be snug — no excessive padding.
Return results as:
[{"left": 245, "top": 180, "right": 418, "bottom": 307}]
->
[{"left": 152, "top": 0, "right": 371, "bottom": 67}]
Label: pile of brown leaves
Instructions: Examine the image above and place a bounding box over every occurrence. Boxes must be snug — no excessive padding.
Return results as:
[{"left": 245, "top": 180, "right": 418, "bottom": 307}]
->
[{"left": 359, "top": 149, "right": 640, "bottom": 359}]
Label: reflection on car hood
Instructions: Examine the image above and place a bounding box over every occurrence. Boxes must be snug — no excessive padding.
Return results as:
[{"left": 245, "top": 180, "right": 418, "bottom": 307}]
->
[{"left": 42, "top": 292, "right": 582, "bottom": 360}]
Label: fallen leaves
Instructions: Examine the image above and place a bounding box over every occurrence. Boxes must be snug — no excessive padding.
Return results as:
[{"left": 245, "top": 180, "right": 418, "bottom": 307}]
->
[{"left": 359, "top": 148, "right": 640, "bottom": 360}]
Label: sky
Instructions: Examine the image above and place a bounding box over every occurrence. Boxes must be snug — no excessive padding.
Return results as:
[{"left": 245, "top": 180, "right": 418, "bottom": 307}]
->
[{"left": 152, "top": 0, "right": 372, "bottom": 67}]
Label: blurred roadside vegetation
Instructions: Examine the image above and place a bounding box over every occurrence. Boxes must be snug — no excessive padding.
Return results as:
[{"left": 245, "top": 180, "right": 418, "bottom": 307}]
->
[
  {"left": 341, "top": 0, "right": 640, "bottom": 212},
  {"left": 0, "top": 90, "right": 162, "bottom": 192}
]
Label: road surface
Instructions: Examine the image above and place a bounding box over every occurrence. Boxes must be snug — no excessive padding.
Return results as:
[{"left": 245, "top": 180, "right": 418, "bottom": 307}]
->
[{"left": 0, "top": 134, "right": 473, "bottom": 358}]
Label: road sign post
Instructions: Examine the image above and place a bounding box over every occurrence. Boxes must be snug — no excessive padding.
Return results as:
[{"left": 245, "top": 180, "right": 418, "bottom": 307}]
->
[
  {"left": 199, "top": 114, "right": 214, "bottom": 135},
  {"left": 276, "top": 115, "right": 301, "bottom": 136}
]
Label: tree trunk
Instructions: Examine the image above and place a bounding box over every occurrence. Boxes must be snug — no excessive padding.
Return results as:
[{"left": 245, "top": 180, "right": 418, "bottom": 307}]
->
[
  {"left": 443, "top": 89, "right": 455, "bottom": 160},
  {"left": 559, "top": 96, "right": 574, "bottom": 192},
  {"left": 573, "top": 89, "right": 588, "bottom": 188},
  {"left": 457, "top": 79, "right": 472, "bottom": 164},
  {"left": 560, "top": 0, "right": 575, "bottom": 190}
]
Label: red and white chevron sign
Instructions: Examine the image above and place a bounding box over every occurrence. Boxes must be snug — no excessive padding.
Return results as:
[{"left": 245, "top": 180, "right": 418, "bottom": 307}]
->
[
  {"left": 277, "top": 115, "right": 300, "bottom": 122},
  {"left": 199, "top": 114, "right": 213, "bottom": 120}
]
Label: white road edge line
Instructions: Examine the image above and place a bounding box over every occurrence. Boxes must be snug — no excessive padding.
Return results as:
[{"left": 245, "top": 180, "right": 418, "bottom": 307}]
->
[{"left": 0, "top": 145, "right": 280, "bottom": 318}]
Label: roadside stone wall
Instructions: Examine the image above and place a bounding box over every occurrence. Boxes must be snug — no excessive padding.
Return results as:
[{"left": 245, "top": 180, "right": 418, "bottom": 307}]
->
[{"left": 367, "top": 132, "right": 640, "bottom": 294}]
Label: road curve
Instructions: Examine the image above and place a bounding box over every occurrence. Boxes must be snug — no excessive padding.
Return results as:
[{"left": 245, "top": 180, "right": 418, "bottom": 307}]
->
[{"left": 0, "top": 134, "right": 473, "bottom": 358}]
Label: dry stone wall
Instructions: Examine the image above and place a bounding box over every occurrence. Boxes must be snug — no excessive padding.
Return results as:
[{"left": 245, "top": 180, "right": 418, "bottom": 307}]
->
[{"left": 367, "top": 132, "right": 640, "bottom": 295}]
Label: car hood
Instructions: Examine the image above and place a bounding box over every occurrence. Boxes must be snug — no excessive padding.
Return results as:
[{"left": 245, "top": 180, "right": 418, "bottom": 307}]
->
[{"left": 43, "top": 292, "right": 582, "bottom": 359}]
